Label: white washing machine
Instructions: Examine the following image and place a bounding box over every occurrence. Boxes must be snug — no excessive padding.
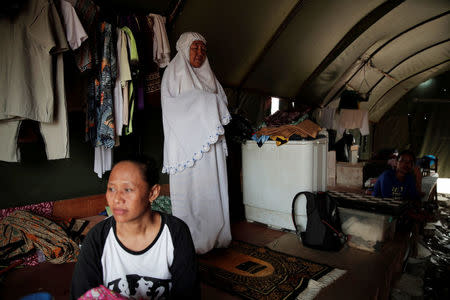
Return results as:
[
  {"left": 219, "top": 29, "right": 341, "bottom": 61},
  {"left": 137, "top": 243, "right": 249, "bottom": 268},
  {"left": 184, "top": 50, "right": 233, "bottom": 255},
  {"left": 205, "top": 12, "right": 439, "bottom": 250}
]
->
[{"left": 242, "top": 137, "right": 328, "bottom": 231}]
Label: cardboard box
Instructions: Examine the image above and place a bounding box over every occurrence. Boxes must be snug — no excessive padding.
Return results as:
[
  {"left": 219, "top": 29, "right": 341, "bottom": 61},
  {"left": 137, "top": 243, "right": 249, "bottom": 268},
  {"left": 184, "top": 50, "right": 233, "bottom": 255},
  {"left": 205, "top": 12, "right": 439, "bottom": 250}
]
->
[{"left": 336, "top": 162, "right": 364, "bottom": 187}]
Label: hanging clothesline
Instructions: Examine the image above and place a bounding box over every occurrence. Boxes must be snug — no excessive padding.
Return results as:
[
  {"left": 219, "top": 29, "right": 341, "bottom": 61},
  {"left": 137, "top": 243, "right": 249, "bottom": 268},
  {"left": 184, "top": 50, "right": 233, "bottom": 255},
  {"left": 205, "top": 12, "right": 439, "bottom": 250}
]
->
[
  {"left": 66, "top": 0, "right": 171, "bottom": 178},
  {"left": 0, "top": 0, "right": 171, "bottom": 180}
]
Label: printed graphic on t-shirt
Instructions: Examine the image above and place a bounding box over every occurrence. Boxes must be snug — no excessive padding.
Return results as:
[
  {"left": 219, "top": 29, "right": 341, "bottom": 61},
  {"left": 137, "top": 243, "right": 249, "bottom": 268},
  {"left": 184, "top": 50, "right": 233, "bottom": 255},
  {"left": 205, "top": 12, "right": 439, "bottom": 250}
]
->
[
  {"left": 392, "top": 186, "right": 404, "bottom": 199},
  {"left": 107, "top": 274, "right": 172, "bottom": 299}
]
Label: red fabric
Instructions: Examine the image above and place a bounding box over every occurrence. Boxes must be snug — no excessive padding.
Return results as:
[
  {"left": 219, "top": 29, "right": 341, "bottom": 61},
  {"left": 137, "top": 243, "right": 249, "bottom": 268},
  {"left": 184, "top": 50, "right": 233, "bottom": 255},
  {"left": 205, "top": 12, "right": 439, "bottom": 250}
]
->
[
  {"left": 0, "top": 202, "right": 54, "bottom": 220},
  {"left": 11, "top": 252, "right": 40, "bottom": 267}
]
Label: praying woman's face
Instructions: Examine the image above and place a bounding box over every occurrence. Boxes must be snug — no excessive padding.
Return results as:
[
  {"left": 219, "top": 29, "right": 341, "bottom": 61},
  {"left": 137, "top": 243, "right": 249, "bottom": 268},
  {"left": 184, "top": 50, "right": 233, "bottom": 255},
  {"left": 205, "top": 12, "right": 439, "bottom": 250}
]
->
[{"left": 189, "top": 40, "right": 207, "bottom": 68}]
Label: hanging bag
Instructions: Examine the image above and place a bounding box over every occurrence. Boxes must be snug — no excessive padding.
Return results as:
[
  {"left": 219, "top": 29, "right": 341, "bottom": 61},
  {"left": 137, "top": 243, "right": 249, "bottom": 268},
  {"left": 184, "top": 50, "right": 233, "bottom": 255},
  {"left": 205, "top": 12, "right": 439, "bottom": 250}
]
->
[{"left": 291, "top": 191, "right": 347, "bottom": 251}]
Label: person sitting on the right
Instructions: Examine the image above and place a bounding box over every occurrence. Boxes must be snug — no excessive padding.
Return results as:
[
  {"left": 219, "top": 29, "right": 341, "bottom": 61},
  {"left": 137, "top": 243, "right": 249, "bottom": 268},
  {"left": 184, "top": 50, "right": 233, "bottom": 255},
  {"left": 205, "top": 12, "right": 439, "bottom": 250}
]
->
[{"left": 372, "top": 149, "right": 419, "bottom": 200}]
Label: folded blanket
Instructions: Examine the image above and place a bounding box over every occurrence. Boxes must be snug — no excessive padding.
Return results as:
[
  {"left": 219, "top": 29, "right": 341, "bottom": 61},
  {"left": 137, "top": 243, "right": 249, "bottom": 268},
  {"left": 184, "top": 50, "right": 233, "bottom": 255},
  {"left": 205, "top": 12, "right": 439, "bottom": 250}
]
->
[{"left": 0, "top": 210, "right": 80, "bottom": 265}]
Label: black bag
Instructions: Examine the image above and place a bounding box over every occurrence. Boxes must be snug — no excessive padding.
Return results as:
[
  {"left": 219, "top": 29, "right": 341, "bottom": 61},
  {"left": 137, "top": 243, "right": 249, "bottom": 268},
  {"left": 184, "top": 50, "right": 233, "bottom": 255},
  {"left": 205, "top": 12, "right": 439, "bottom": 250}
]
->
[{"left": 291, "top": 191, "right": 347, "bottom": 251}]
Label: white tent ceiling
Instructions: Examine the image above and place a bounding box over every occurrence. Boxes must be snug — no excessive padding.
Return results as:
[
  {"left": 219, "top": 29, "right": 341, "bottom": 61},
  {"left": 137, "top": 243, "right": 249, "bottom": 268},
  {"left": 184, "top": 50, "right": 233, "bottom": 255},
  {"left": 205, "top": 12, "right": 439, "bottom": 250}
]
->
[{"left": 108, "top": 0, "right": 450, "bottom": 122}]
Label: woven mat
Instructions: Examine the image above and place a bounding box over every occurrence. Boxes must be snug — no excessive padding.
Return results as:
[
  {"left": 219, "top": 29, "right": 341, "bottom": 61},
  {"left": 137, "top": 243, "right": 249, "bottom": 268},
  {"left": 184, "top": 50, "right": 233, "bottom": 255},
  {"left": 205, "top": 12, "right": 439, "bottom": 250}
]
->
[{"left": 199, "top": 240, "right": 343, "bottom": 299}]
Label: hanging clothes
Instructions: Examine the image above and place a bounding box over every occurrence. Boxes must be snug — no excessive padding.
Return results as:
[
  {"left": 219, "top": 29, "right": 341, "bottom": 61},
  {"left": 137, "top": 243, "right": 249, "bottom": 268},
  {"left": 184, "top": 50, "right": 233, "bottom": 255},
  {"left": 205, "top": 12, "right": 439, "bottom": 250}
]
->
[
  {"left": 149, "top": 14, "right": 170, "bottom": 68},
  {"left": 0, "top": 0, "right": 70, "bottom": 162},
  {"left": 121, "top": 26, "right": 139, "bottom": 136},
  {"left": 59, "top": 0, "right": 88, "bottom": 50},
  {"left": 161, "top": 32, "right": 232, "bottom": 254},
  {"left": 72, "top": 1, "right": 120, "bottom": 176},
  {"left": 85, "top": 21, "right": 117, "bottom": 148},
  {"left": 40, "top": 53, "right": 71, "bottom": 160},
  {"left": 318, "top": 106, "right": 336, "bottom": 130},
  {"left": 113, "top": 28, "right": 125, "bottom": 139},
  {"left": 119, "top": 15, "right": 161, "bottom": 141},
  {"left": 337, "top": 108, "right": 370, "bottom": 137},
  {"left": 94, "top": 145, "right": 113, "bottom": 178},
  {"left": 98, "top": 25, "right": 119, "bottom": 178},
  {"left": 117, "top": 28, "right": 132, "bottom": 127},
  {"left": 90, "top": 21, "right": 117, "bottom": 177},
  {"left": 73, "top": 0, "right": 99, "bottom": 72},
  {"left": 0, "top": 0, "right": 68, "bottom": 122},
  {"left": 119, "top": 17, "right": 142, "bottom": 108},
  {"left": 135, "top": 15, "right": 161, "bottom": 101},
  {"left": 95, "top": 22, "right": 117, "bottom": 148}
]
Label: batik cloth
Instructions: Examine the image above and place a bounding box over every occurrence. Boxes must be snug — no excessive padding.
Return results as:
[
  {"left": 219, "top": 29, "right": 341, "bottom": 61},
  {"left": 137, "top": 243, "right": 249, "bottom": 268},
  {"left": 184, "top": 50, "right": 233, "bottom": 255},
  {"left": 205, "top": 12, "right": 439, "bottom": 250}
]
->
[
  {"left": 85, "top": 22, "right": 117, "bottom": 148},
  {"left": 73, "top": 0, "right": 99, "bottom": 71},
  {"left": 0, "top": 211, "right": 79, "bottom": 265}
]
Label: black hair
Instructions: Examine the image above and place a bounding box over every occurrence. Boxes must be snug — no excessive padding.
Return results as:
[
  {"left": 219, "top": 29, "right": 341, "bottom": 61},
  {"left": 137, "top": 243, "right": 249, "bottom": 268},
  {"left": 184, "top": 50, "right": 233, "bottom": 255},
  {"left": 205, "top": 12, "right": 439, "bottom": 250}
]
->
[
  {"left": 397, "top": 149, "right": 416, "bottom": 163},
  {"left": 117, "top": 154, "right": 160, "bottom": 187}
]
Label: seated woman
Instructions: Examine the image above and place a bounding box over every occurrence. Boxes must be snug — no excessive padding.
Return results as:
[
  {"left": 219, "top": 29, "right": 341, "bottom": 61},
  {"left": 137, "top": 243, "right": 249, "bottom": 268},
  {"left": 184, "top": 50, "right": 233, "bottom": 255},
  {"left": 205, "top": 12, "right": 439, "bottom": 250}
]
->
[
  {"left": 372, "top": 149, "right": 419, "bottom": 201},
  {"left": 70, "top": 156, "right": 199, "bottom": 299}
]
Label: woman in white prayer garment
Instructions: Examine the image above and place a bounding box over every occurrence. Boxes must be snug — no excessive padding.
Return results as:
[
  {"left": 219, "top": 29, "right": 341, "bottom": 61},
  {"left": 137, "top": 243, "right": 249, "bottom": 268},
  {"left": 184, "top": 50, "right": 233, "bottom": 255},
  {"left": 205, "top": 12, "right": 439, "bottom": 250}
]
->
[{"left": 161, "top": 32, "right": 232, "bottom": 254}]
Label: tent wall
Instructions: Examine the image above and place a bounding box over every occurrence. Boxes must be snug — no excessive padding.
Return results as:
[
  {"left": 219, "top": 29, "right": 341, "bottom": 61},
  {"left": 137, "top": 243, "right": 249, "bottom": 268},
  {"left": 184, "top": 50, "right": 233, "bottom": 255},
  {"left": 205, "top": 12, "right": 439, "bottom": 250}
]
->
[
  {"left": 372, "top": 71, "right": 450, "bottom": 177},
  {"left": 0, "top": 108, "right": 166, "bottom": 209},
  {"left": 419, "top": 104, "right": 450, "bottom": 178}
]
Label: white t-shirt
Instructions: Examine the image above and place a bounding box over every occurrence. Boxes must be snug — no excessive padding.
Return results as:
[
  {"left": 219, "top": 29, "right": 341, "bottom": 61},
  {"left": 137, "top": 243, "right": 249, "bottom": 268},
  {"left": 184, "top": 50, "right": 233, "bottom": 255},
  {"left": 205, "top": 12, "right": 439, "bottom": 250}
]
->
[{"left": 71, "top": 213, "right": 199, "bottom": 299}]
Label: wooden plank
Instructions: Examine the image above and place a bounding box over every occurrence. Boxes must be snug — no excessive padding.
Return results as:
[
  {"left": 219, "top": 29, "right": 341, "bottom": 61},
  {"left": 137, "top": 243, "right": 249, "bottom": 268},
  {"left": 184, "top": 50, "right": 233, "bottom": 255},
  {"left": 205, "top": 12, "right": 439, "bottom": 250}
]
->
[
  {"left": 52, "top": 184, "right": 170, "bottom": 219},
  {"left": 53, "top": 194, "right": 107, "bottom": 219}
]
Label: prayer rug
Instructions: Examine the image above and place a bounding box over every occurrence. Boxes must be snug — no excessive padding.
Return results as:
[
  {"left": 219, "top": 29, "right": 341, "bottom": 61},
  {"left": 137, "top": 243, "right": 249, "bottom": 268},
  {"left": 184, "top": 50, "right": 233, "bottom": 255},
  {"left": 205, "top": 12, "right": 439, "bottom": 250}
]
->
[{"left": 198, "top": 240, "right": 344, "bottom": 300}]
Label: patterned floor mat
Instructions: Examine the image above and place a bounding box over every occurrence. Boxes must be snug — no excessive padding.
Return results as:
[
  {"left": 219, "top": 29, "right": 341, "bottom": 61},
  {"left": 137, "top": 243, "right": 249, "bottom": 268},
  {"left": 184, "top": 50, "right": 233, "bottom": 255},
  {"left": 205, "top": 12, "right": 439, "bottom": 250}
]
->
[{"left": 198, "top": 240, "right": 344, "bottom": 300}]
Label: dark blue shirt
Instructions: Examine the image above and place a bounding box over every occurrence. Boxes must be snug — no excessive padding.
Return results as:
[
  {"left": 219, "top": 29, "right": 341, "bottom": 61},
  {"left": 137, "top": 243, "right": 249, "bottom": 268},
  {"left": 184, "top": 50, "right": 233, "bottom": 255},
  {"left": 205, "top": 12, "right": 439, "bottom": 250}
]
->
[{"left": 372, "top": 169, "right": 418, "bottom": 200}]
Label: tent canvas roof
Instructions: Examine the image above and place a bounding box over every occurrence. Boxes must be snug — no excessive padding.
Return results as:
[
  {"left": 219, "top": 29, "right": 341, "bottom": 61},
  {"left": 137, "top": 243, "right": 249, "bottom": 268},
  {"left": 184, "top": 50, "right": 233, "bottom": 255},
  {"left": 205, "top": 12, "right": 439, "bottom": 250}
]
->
[{"left": 104, "top": 0, "right": 449, "bottom": 122}]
